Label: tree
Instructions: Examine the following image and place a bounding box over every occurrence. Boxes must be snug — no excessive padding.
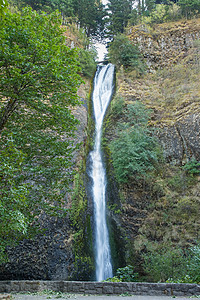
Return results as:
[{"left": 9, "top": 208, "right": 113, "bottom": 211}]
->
[
  {"left": 22, "top": 0, "right": 75, "bottom": 18},
  {"left": 0, "top": 8, "right": 83, "bottom": 261},
  {"left": 0, "top": 8, "right": 82, "bottom": 133},
  {"left": 106, "top": 0, "right": 133, "bottom": 38},
  {"left": 0, "top": 136, "right": 29, "bottom": 262},
  {"left": 110, "top": 101, "right": 159, "bottom": 184},
  {"left": 108, "top": 34, "right": 146, "bottom": 73},
  {"left": 0, "top": 0, "right": 8, "bottom": 15},
  {"left": 73, "top": 0, "right": 105, "bottom": 38},
  {"left": 178, "top": 0, "right": 200, "bottom": 19}
]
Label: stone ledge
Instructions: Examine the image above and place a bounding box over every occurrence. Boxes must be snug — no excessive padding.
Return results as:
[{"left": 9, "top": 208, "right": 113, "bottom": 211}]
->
[{"left": 0, "top": 281, "right": 199, "bottom": 296}]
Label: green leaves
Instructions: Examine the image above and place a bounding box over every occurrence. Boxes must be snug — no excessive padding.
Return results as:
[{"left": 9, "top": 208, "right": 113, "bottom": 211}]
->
[
  {"left": 110, "top": 128, "right": 158, "bottom": 183},
  {"left": 0, "top": 8, "right": 83, "bottom": 261},
  {"left": 0, "top": 0, "right": 8, "bottom": 16},
  {"left": 0, "top": 8, "right": 82, "bottom": 131},
  {"left": 183, "top": 159, "right": 200, "bottom": 175},
  {"left": 142, "top": 242, "right": 200, "bottom": 283},
  {"left": 109, "top": 101, "right": 160, "bottom": 183},
  {"left": 108, "top": 34, "right": 146, "bottom": 73},
  {"left": 106, "top": 0, "right": 133, "bottom": 38},
  {"left": 0, "top": 136, "right": 29, "bottom": 262},
  {"left": 116, "top": 265, "right": 138, "bottom": 282}
]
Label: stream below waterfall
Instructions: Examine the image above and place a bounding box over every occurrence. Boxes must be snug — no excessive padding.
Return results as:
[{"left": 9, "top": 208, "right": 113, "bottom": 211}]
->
[{"left": 89, "top": 63, "right": 115, "bottom": 281}]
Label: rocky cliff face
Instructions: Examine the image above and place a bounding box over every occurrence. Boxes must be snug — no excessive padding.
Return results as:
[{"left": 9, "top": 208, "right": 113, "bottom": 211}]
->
[
  {"left": 104, "top": 19, "right": 200, "bottom": 276},
  {"left": 1, "top": 19, "right": 200, "bottom": 281},
  {"left": 128, "top": 18, "right": 200, "bottom": 70}
]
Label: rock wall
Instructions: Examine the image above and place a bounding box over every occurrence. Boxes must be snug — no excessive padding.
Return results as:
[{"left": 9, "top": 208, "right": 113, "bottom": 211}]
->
[
  {"left": 128, "top": 18, "right": 200, "bottom": 70},
  {"left": 158, "top": 113, "right": 200, "bottom": 165},
  {"left": 0, "top": 281, "right": 200, "bottom": 296}
]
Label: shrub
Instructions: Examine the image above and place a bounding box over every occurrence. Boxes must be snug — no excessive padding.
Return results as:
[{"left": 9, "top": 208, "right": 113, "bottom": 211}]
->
[
  {"left": 142, "top": 247, "right": 188, "bottom": 282},
  {"left": 187, "top": 243, "right": 200, "bottom": 283},
  {"left": 126, "top": 101, "right": 151, "bottom": 126},
  {"left": 110, "top": 128, "right": 159, "bottom": 183},
  {"left": 108, "top": 34, "right": 146, "bottom": 73},
  {"left": 78, "top": 48, "right": 97, "bottom": 78},
  {"left": 142, "top": 242, "right": 200, "bottom": 283},
  {"left": 116, "top": 265, "right": 138, "bottom": 282},
  {"left": 110, "top": 101, "right": 159, "bottom": 183},
  {"left": 182, "top": 159, "right": 200, "bottom": 175},
  {"left": 111, "top": 95, "right": 125, "bottom": 117}
]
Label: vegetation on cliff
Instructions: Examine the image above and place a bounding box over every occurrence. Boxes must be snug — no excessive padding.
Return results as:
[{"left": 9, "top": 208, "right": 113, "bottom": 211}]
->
[
  {"left": 0, "top": 7, "right": 84, "bottom": 262},
  {"left": 1, "top": 0, "right": 200, "bottom": 281},
  {"left": 104, "top": 31, "right": 200, "bottom": 282}
]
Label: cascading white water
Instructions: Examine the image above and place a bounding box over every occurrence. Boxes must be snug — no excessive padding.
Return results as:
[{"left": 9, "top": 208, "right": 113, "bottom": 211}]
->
[{"left": 90, "top": 63, "right": 115, "bottom": 282}]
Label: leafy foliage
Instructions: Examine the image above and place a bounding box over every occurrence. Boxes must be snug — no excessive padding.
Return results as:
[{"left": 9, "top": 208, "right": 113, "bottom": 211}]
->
[
  {"left": 110, "top": 101, "right": 160, "bottom": 183},
  {"left": 0, "top": 7, "right": 82, "bottom": 133},
  {"left": 141, "top": 3, "right": 180, "bottom": 24},
  {"left": 116, "top": 265, "right": 138, "bottom": 282},
  {"left": 110, "top": 128, "right": 159, "bottom": 183},
  {"left": 182, "top": 159, "right": 200, "bottom": 175},
  {"left": 0, "top": 8, "right": 82, "bottom": 261},
  {"left": 14, "top": 0, "right": 105, "bottom": 38},
  {"left": 178, "top": 0, "right": 200, "bottom": 19},
  {"left": 106, "top": 0, "right": 133, "bottom": 38},
  {"left": 142, "top": 242, "right": 200, "bottom": 283},
  {"left": 78, "top": 47, "right": 97, "bottom": 78},
  {"left": 142, "top": 247, "right": 187, "bottom": 282},
  {"left": 0, "top": 135, "right": 29, "bottom": 262},
  {"left": 105, "top": 265, "right": 138, "bottom": 282},
  {"left": 187, "top": 243, "right": 200, "bottom": 283},
  {"left": 108, "top": 34, "right": 146, "bottom": 73},
  {"left": 0, "top": 0, "right": 8, "bottom": 15},
  {"left": 7, "top": 0, "right": 200, "bottom": 41},
  {"left": 110, "top": 95, "right": 125, "bottom": 117},
  {"left": 72, "top": 0, "right": 105, "bottom": 38}
]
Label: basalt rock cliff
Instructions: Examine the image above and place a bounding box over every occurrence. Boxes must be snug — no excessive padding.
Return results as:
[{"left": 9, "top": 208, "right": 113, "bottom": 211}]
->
[
  {"left": 104, "top": 18, "right": 200, "bottom": 277},
  {"left": 128, "top": 18, "right": 200, "bottom": 70}
]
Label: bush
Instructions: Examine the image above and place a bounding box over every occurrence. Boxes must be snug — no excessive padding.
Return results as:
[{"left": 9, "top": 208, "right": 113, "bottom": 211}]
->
[
  {"left": 126, "top": 101, "right": 151, "bottom": 126},
  {"left": 182, "top": 159, "right": 200, "bottom": 175},
  {"left": 111, "top": 94, "right": 125, "bottom": 117},
  {"left": 142, "top": 247, "right": 188, "bottom": 282},
  {"left": 104, "top": 265, "right": 138, "bottom": 282},
  {"left": 110, "top": 101, "right": 159, "bottom": 183},
  {"left": 142, "top": 242, "right": 200, "bottom": 283},
  {"left": 108, "top": 34, "right": 146, "bottom": 73},
  {"left": 110, "top": 128, "right": 159, "bottom": 183},
  {"left": 116, "top": 265, "right": 138, "bottom": 282},
  {"left": 187, "top": 243, "right": 200, "bottom": 283},
  {"left": 78, "top": 48, "right": 97, "bottom": 78}
]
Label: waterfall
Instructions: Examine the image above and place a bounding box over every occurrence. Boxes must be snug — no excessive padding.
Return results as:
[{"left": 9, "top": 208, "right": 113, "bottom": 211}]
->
[{"left": 90, "top": 63, "right": 115, "bottom": 281}]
